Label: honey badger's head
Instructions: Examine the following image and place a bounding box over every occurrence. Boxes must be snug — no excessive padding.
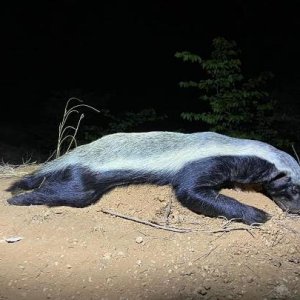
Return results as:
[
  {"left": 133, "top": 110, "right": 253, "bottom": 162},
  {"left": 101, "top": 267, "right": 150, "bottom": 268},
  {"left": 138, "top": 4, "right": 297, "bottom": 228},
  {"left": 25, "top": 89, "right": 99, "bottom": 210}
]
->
[{"left": 265, "top": 173, "right": 300, "bottom": 214}]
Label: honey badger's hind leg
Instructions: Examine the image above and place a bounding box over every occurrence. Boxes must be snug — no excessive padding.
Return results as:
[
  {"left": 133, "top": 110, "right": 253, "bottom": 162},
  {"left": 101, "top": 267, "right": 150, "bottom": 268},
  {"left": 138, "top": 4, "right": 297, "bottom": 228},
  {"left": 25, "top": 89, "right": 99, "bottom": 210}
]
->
[
  {"left": 7, "top": 166, "right": 102, "bottom": 207},
  {"left": 7, "top": 189, "right": 97, "bottom": 207}
]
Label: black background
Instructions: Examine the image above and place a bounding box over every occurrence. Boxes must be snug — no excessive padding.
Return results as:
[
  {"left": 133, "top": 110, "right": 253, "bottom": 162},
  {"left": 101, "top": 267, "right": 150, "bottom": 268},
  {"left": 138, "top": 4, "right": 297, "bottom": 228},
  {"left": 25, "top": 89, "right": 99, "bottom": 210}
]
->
[{"left": 1, "top": 0, "right": 300, "bottom": 159}]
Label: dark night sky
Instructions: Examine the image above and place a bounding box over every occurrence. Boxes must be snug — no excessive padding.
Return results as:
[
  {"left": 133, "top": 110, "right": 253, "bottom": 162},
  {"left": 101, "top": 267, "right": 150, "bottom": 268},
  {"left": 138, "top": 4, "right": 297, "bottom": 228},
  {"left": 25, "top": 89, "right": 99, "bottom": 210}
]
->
[{"left": 1, "top": 0, "right": 300, "bottom": 155}]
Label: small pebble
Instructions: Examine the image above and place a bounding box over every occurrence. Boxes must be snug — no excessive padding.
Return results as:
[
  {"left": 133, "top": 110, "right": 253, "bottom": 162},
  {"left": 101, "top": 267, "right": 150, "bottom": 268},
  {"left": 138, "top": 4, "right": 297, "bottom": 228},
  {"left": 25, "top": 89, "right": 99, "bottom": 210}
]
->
[
  {"left": 5, "top": 236, "right": 23, "bottom": 243},
  {"left": 136, "top": 237, "right": 143, "bottom": 244}
]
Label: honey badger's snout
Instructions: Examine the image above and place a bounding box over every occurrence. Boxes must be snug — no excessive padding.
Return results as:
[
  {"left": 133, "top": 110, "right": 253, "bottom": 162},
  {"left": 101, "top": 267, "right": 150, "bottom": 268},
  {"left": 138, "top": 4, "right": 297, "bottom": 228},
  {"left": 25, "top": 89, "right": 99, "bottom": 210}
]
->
[{"left": 265, "top": 175, "right": 300, "bottom": 213}]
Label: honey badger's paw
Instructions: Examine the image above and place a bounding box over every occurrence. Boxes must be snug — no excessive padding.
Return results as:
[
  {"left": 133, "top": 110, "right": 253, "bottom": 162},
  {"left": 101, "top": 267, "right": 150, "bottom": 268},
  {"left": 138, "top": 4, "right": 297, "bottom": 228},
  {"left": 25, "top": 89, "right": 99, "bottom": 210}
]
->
[
  {"left": 7, "top": 193, "right": 41, "bottom": 206},
  {"left": 242, "top": 206, "right": 271, "bottom": 225}
]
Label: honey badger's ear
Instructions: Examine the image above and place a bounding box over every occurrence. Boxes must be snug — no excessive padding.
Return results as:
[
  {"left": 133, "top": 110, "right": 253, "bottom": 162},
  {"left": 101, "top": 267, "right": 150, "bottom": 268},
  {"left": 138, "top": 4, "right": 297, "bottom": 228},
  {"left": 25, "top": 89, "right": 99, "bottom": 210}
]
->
[{"left": 268, "top": 172, "right": 291, "bottom": 190}]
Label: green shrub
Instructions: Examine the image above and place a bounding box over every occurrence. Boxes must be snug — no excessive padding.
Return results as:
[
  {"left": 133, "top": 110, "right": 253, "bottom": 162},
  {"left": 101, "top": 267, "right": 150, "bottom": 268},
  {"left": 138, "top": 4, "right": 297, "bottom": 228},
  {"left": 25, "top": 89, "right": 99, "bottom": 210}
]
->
[{"left": 175, "top": 37, "right": 278, "bottom": 142}]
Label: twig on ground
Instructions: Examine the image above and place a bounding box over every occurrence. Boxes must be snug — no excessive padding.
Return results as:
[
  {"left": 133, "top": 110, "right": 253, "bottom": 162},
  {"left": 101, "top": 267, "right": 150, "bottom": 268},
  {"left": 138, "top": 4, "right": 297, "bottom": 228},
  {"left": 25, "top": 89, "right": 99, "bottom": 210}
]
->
[
  {"left": 101, "top": 208, "right": 262, "bottom": 236},
  {"left": 221, "top": 218, "right": 241, "bottom": 228},
  {"left": 101, "top": 208, "right": 192, "bottom": 233},
  {"left": 201, "top": 227, "right": 257, "bottom": 236},
  {"left": 286, "top": 213, "right": 300, "bottom": 219},
  {"left": 193, "top": 245, "right": 219, "bottom": 262},
  {"left": 163, "top": 196, "right": 173, "bottom": 225}
]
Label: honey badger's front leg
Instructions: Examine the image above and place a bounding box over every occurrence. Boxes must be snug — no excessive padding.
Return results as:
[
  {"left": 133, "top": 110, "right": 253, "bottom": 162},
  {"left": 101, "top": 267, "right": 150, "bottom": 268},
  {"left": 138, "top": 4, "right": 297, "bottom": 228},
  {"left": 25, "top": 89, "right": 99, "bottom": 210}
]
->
[{"left": 172, "top": 155, "right": 283, "bottom": 225}]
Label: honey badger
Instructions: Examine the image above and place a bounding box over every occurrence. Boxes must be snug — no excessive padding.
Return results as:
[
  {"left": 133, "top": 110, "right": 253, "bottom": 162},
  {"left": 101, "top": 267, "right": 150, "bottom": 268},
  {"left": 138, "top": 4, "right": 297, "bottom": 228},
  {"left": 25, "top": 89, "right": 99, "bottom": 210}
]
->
[{"left": 6, "top": 131, "right": 300, "bottom": 225}]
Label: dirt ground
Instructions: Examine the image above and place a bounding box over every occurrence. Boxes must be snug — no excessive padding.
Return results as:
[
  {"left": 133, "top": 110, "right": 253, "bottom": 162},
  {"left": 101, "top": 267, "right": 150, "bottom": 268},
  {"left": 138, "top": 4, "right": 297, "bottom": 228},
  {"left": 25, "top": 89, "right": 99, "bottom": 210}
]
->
[{"left": 1, "top": 165, "right": 300, "bottom": 300}]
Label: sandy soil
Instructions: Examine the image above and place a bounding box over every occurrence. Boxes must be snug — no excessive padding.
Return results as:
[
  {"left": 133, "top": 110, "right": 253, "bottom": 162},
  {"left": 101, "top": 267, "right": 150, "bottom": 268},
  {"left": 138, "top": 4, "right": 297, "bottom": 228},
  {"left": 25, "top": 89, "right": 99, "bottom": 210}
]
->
[{"left": 1, "top": 165, "right": 300, "bottom": 300}]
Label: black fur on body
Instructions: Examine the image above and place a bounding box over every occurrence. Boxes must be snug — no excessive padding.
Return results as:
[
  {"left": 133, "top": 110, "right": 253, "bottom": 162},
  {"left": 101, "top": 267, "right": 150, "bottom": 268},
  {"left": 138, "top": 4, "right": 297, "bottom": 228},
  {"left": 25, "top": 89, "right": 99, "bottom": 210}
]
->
[{"left": 6, "top": 132, "right": 300, "bottom": 225}]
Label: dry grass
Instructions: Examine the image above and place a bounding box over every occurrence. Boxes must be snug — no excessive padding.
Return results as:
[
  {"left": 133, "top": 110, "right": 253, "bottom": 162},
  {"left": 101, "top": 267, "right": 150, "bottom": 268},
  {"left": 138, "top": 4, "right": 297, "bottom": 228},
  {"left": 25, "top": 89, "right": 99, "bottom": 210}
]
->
[
  {"left": 52, "top": 97, "right": 100, "bottom": 159},
  {"left": 0, "top": 161, "right": 38, "bottom": 178}
]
